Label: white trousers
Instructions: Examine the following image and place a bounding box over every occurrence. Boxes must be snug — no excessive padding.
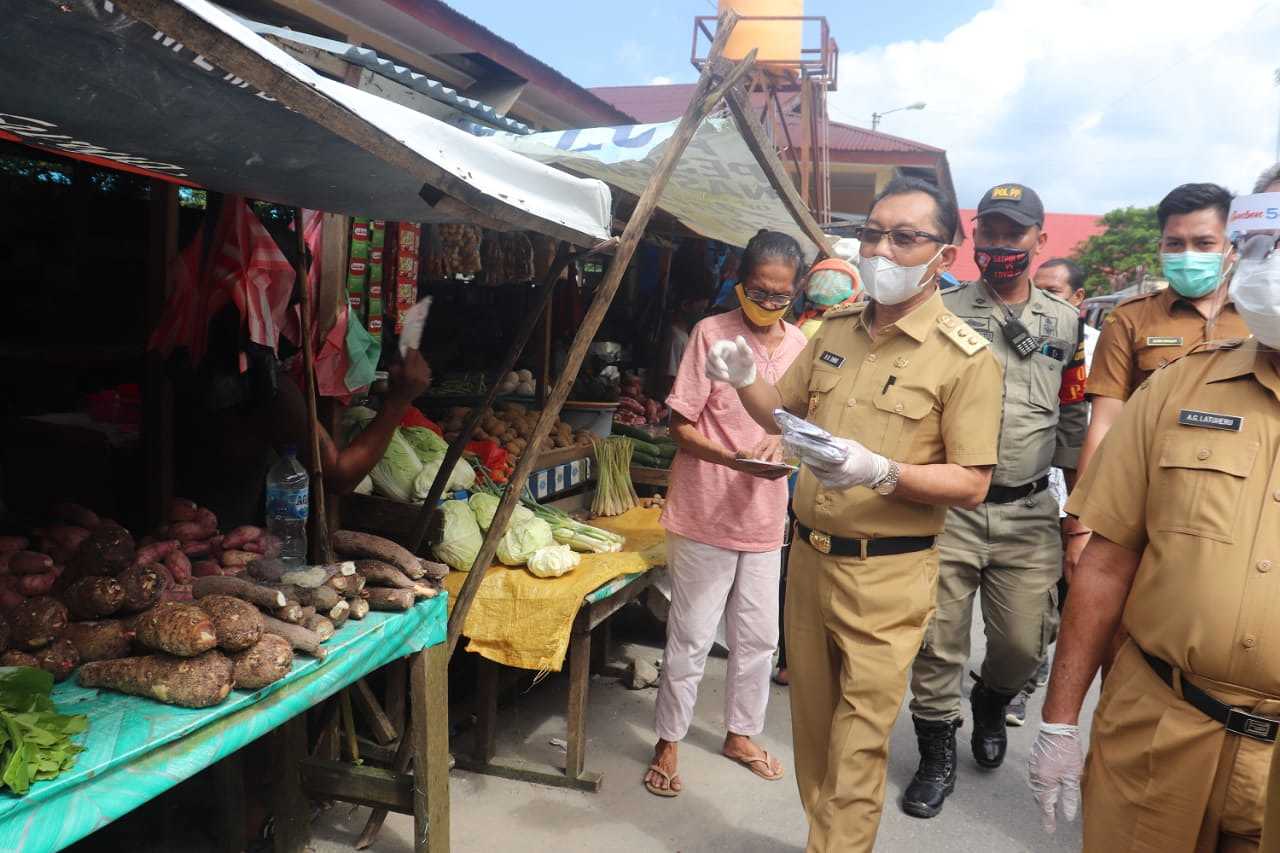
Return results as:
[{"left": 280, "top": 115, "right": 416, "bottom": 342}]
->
[{"left": 654, "top": 533, "right": 782, "bottom": 742}]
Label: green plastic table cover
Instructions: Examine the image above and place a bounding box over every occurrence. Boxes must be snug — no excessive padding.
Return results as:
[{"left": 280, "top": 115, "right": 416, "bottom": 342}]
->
[{"left": 0, "top": 594, "right": 447, "bottom": 852}]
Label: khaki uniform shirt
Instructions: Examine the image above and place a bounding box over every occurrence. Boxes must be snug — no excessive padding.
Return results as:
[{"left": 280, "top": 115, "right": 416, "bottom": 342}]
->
[
  {"left": 1087, "top": 288, "right": 1249, "bottom": 401},
  {"left": 944, "top": 281, "right": 1088, "bottom": 484},
  {"left": 776, "top": 289, "right": 1004, "bottom": 540},
  {"left": 1067, "top": 339, "right": 1280, "bottom": 695}
]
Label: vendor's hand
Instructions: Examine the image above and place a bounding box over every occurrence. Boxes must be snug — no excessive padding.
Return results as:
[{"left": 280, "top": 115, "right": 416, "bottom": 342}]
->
[
  {"left": 387, "top": 349, "right": 432, "bottom": 405},
  {"left": 806, "top": 437, "right": 889, "bottom": 491},
  {"left": 1027, "top": 723, "right": 1084, "bottom": 834},
  {"left": 732, "top": 437, "right": 791, "bottom": 479},
  {"left": 747, "top": 435, "right": 784, "bottom": 463},
  {"left": 706, "top": 337, "right": 757, "bottom": 389}
]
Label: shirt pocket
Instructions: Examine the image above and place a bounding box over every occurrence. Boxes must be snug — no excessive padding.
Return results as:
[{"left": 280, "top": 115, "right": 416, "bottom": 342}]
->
[
  {"left": 1024, "top": 352, "right": 1062, "bottom": 412},
  {"left": 872, "top": 385, "right": 935, "bottom": 459},
  {"left": 1151, "top": 437, "right": 1258, "bottom": 543},
  {"left": 806, "top": 366, "right": 843, "bottom": 420}
]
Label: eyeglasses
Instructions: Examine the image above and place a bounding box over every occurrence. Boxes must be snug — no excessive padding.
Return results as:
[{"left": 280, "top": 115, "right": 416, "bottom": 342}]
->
[
  {"left": 853, "top": 226, "right": 947, "bottom": 250},
  {"left": 744, "top": 289, "right": 793, "bottom": 309}
]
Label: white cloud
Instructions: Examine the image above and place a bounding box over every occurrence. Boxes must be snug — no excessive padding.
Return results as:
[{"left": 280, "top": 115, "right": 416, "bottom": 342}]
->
[
  {"left": 650, "top": 75, "right": 674, "bottom": 86},
  {"left": 830, "top": 0, "right": 1280, "bottom": 213}
]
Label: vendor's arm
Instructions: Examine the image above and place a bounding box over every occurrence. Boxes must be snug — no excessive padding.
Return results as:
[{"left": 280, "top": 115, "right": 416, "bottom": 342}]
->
[{"left": 669, "top": 413, "right": 737, "bottom": 468}]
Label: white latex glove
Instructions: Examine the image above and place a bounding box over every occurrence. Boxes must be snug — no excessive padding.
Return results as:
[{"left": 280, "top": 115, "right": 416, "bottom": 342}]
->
[
  {"left": 804, "top": 436, "right": 889, "bottom": 491},
  {"left": 705, "top": 336, "right": 757, "bottom": 388},
  {"left": 1027, "top": 723, "right": 1084, "bottom": 834}
]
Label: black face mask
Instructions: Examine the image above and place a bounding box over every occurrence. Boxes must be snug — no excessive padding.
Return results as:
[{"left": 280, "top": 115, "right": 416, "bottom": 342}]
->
[{"left": 975, "top": 246, "right": 1031, "bottom": 284}]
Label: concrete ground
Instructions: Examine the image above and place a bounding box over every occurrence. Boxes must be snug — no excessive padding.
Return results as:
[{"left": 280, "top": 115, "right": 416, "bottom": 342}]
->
[{"left": 312, "top": 613, "right": 1098, "bottom": 853}]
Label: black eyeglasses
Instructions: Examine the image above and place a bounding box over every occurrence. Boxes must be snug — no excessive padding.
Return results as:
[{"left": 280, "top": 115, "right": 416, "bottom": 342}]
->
[
  {"left": 743, "top": 289, "right": 793, "bottom": 309},
  {"left": 853, "top": 226, "right": 948, "bottom": 250}
]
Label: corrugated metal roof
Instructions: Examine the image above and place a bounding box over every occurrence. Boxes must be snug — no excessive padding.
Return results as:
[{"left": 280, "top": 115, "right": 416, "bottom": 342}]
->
[{"left": 239, "top": 17, "right": 534, "bottom": 134}]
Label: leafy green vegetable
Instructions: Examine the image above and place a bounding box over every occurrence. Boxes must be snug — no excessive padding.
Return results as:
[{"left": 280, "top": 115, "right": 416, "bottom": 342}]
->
[
  {"left": 434, "top": 500, "right": 483, "bottom": 571},
  {"left": 468, "top": 493, "right": 500, "bottom": 531},
  {"left": 496, "top": 516, "right": 555, "bottom": 566},
  {"left": 0, "top": 667, "right": 87, "bottom": 795},
  {"left": 400, "top": 426, "right": 447, "bottom": 463},
  {"left": 370, "top": 430, "right": 424, "bottom": 503},
  {"left": 526, "top": 544, "right": 581, "bottom": 578}
]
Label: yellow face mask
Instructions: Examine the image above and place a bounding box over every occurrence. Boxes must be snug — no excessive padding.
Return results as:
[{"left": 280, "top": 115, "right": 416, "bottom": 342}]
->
[{"left": 735, "top": 283, "right": 789, "bottom": 327}]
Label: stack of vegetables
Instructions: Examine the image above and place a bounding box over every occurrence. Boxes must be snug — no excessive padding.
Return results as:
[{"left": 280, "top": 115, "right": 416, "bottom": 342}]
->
[
  {"left": 592, "top": 437, "right": 639, "bottom": 517},
  {"left": 493, "top": 369, "right": 536, "bottom": 397},
  {"left": 0, "top": 502, "right": 444, "bottom": 709},
  {"left": 615, "top": 372, "right": 668, "bottom": 426},
  {"left": 612, "top": 424, "right": 678, "bottom": 470},
  {"left": 346, "top": 407, "right": 476, "bottom": 503},
  {"left": 0, "top": 667, "right": 87, "bottom": 795},
  {"left": 434, "top": 403, "right": 594, "bottom": 481},
  {"left": 433, "top": 485, "right": 624, "bottom": 579}
]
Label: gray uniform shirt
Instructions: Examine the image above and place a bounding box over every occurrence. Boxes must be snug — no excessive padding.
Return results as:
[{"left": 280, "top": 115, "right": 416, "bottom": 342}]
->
[{"left": 942, "top": 281, "right": 1088, "bottom": 487}]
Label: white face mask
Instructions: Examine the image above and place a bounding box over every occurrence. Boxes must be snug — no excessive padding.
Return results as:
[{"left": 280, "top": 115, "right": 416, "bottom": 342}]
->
[
  {"left": 857, "top": 248, "right": 943, "bottom": 306},
  {"left": 1228, "top": 240, "right": 1280, "bottom": 348}
]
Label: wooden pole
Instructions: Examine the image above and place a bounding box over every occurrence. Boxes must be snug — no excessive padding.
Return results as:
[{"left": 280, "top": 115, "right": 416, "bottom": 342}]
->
[
  {"left": 144, "top": 181, "right": 178, "bottom": 531},
  {"left": 445, "top": 11, "right": 752, "bottom": 656},
  {"left": 294, "top": 208, "right": 333, "bottom": 564}
]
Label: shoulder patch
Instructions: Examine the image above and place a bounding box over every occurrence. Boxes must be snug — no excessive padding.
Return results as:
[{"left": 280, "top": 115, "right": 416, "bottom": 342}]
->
[
  {"left": 1037, "top": 289, "right": 1078, "bottom": 312},
  {"left": 823, "top": 301, "right": 868, "bottom": 320},
  {"left": 937, "top": 313, "right": 989, "bottom": 356}
]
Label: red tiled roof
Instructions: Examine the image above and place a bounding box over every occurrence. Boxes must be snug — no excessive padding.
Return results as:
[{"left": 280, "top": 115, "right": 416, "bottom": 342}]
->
[
  {"left": 589, "top": 84, "right": 941, "bottom": 154},
  {"left": 949, "top": 211, "right": 1107, "bottom": 282}
]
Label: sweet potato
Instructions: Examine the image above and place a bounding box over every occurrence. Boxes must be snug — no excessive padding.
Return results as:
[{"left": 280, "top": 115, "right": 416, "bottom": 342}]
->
[
  {"left": 191, "top": 560, "right": 222, "bottom": 578},
  {"left": 18, "top": 572, "right": 57, "bottom": 597},
  {"left": 160, "top": 586, "right": 194, "bottom": 604},
  {"left": 117, "top": 564, "right": 164, "bottom": 612},
  {"left": 221, "top": 526, "right": 263, "bottom": 551},
  {"left": 135, "top": 539, "right": 180, "bottom": 565},
  {"left": 220, "top": 550, "right": 258, "bottom": 569},
  {"left": 11, "top": 597, "right": 69, "bottom": 649},
  {"left": 164, "top": 550, "right": 193, "bottom": 584},
  {"left": 79, "top": 650, "right": 234, "bottom": 708},
  {"left": 10, "top": 551, "right": 53, "bottom": 576},
  {"left": 260, "top": 615, "right": 326, "bottom": 659},
  {"left": 197, "top": 595, "right": 263, "bottom": 652},
  {"left": 191, "top": 576, "right": 286, "bottom": 610},
  {"left": 0, "top": 537, "right": 28, "bottom": 554},
  {"left": 134, "top": 602, "right": 218, "bottom": 657},
  {"left": 41, "top": 525, "right": 91, "bottom": 553},
  {"left": 64, "top": 576, "right": 125, "bottom": 619},
  {"left": 61, "top": 619, "right": 133, "bottom": 662},
  {"left": 51, "top": 502, "right": 100, "bottom": 530},
  {"left": 71, "top": 524, "right": 136, "bottom": 577},
  {"left": 1, "top": 650, "right": 38, "bottom": 667},
  {"left": 36, "top": 639, "right": 79, "bottom": 681},
  {"left": 231, "top": 634, "right": 293, "bottom": 690},
  {"left": 302, "top": 614, "right": 334, "bottom": 641},
  {"left": 0, "top": 589, "right": 24, "bottom": 611},
  {"left": 194, "top": 508, "right": 218, "bottom": 534},
  {"left": 169, "top": 521, "right": 212, "bottom": 542},
  {"left": 168, "top": 498, "right": 199, "bottom": 523},
  {"left": 182, "top": 538, "right": 217, "bottom": 558},
  {"left": 348, "top": 597, "right": 369, "bottom": 620},
  {"left": 332, "top": 531, "right": 422, "bottom": 579},
  {"left": 364, "top": 588, "right": 414, "bottom": 612}
]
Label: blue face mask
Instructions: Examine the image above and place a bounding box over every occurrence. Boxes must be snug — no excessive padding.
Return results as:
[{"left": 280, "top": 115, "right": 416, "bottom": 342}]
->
[{"left": 1162, "top": 251, "right": 1227, "bottom": 298}]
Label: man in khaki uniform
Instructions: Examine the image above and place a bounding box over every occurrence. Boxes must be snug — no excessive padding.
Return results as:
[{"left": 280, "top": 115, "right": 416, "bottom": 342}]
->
[
  {"left": 1068, "top": 183, "right": 1250, "bottom": 575},
  {"left": 1030, "top": 195, "right": 1280, "bottom": 849},
  {"left": 705, "top": 176, "right": 1004, "bottom": 852},
  {"left": 904, "top": 184, "right": 1088, "bottom": 818}
]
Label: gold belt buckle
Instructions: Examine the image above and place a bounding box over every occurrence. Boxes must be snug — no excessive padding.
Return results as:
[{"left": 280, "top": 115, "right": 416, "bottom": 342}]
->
[{"left": 809, "top": 529, "right": 832, "bottom": 554}]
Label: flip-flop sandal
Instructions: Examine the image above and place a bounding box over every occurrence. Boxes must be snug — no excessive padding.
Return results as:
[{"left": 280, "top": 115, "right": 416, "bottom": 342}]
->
[
  {"left": 643, "top": 764, "right": 682, "bottom": 798},
  {"left": 724, "top": 749, "right": 785, "bottom": 781}
]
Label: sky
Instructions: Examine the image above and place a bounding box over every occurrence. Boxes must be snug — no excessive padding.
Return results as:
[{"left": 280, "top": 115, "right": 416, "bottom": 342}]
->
[{"left": 450, "top": 1, "right": 1280, "bottom": 215}]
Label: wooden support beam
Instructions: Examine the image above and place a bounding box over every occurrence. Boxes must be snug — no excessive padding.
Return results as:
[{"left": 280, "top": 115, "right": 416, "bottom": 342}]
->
[
  {"left": 269, "top": 715, "right": 310, "bottom": 853},
  {"left": 412, "top": 645, "right": 450, "bottom": 853},
  {"left": 352, "top": 678, "right": 398, "bottom": 746},
  {"left": 144, "top": 180, "right": 178, "bottom": 531},
  {"left": 445, "top": 10, "right": 751, "bottom": 656},
  {"left": 724, "top": 85, "right": 832, "bottom": 258},
  {"left": 300, "top": 758, "right": 413, "bottom": 813},
  {"left": 384, "top": 657, "right": 407, "bottom": 737}
]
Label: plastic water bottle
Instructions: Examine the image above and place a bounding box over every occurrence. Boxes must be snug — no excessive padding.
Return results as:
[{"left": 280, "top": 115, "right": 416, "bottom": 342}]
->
[{"left": 266, "top": 446, "right": 309, "bottom": 565}]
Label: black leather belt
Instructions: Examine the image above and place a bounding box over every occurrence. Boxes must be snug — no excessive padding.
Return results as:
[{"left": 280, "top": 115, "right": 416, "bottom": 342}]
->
[
  {"left": 984, "top": 475, "right": 1050, "bottom": 504},
  {"left": 796, "top": 523, "right": 934, "bottom": 558},
  {"left": 1141, "top": 648, "right": 1280, "bottom": 743}
]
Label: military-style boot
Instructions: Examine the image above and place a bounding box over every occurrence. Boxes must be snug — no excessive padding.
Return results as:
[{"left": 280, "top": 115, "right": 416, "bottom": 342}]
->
[
  {"left": 970, "top": 675, "right": 1019, "bottom": 769},
  {"left": 902, "top": 717, "right": 961, "bottom": 818}
]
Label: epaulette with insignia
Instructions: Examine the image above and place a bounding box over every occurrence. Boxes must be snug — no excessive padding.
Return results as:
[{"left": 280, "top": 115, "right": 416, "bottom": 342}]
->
[
  {"left": 823, "top": 301, "right": 868, "bottom": 320},
  {"left": 937, "top": 312, "right": 989, "bottom": 355},
  {"left": 1116, "top": 290, "right": 1160, "bottom": 308}
]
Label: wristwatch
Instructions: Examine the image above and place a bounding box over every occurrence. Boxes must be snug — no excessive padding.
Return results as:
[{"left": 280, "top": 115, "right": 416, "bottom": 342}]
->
[{"left": 873, "top": 460, "right": 901, "bottom": 496}]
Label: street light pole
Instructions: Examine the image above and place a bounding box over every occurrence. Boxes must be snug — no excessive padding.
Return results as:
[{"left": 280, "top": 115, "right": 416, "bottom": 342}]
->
[{"left": 871, "top": 101, "right": 927, "bottom": 132}]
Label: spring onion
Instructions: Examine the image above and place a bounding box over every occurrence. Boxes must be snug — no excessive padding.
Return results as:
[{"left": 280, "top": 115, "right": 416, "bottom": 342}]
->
[{"left": 592, "top": 436, "right": 639, "bottom": 517}]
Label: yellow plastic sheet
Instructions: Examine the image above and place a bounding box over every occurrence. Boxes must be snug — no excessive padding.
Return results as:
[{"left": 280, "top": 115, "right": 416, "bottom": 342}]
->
[{"left": 443, "top": 507, "right": 666, "bottom": 671}]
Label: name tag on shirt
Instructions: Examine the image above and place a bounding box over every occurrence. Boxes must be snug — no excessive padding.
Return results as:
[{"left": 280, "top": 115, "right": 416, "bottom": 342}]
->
[
  {"left": 819, "top": 351, "right": 845, "bottom": 368},
  {"left": 1147, "top": 336, "right": 1183, "bottom": 346},
  {"left": 1178, "top": 409, "right": 1244, "bottom": 431}
]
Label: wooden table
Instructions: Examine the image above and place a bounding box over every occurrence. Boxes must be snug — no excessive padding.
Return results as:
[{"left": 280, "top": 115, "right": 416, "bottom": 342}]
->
[{"left": 455, "top": 570, "right": 656, "bottom": 791}]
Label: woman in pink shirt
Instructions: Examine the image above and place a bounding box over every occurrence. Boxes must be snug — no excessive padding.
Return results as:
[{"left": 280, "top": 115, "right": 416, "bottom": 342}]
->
[{"left": 644, "top": 231, "right": 810, "bottom": 798}]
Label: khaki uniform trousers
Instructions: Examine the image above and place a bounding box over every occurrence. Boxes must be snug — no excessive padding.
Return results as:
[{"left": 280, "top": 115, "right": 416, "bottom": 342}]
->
[
  {"left": 1085, "top": 641, "right": 1280, "bottom": 853},
  {"left": 909, "top": 491, "right": 1062, "bottom": 719},
  {"left": 785, "top": 535, "right": 938, "bottom": 853}
]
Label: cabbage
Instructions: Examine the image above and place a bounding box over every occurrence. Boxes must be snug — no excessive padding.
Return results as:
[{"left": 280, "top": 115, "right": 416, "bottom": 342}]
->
[
  {"left": 343, "top": 405, "right": 379, "bottom": 444},
  {"left": 469, "top": 493, "right": 500, "bottom": 531},
  {"left": 412, "top": 457, "right": 476, "bottom": 501},
  {"left": 354, "top": 475, "right": 374, "bottom": 496},
  {"left": 496, "top": 516, "right": 554, "bottom": 566},
  {"left": 369, "top": 430, "right": 424, "bottom": 502},
  {"left": 433, "top": 500, "right": 483, "bottom": 571},
  {"left": 401, "top": 426, "right": 447, "bottom": 463},
  {"left": 447, "top": 458, "right": 476, "bottom": 491},
  {"left": 527, "top": 544, "right": 581, "bottom": 578}
]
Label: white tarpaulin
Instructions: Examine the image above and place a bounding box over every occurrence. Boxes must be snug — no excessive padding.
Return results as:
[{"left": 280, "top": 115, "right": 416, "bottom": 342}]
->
[
  {"left": 1, "top": 0, "right": 613, "bottom": 245},
  {"left": 486, "top": 118, "right": 816, "bottom": 252}
]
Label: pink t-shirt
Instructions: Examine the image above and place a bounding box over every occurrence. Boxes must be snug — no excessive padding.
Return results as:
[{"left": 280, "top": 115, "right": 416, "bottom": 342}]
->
[{"left": 660, "top": 309, "right": 808, "bottom": 552}]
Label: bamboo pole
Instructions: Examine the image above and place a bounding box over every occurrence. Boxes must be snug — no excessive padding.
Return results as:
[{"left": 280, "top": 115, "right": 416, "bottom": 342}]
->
[
  {"left": 295, "top": 209, "right": 334, "bottom": 563},
  {"left": 445, "top": 10, "right": 753, "bottom": 656}
]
